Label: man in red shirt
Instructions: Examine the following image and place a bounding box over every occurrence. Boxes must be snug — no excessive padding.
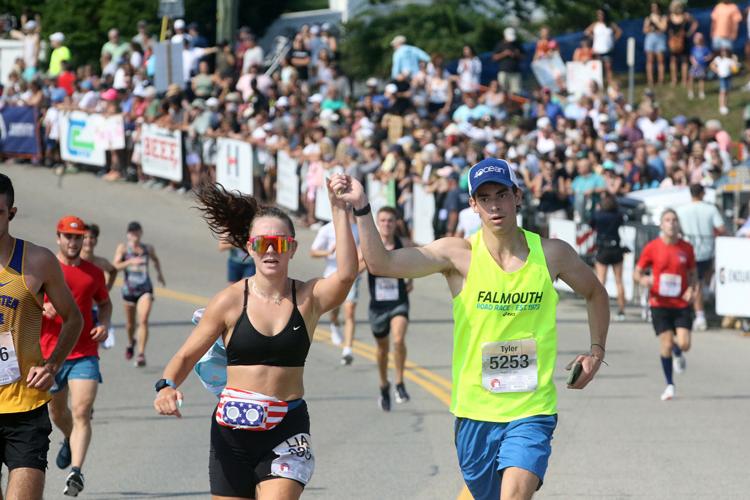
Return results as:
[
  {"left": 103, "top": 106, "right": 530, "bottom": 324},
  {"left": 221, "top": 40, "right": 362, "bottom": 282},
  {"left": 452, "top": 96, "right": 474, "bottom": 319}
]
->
[
  {"left": 634, "top": 209, "right": 698, "bottom": 402},
  {"left": 40, "top": 216, "right": 111, "bottom": 497}
]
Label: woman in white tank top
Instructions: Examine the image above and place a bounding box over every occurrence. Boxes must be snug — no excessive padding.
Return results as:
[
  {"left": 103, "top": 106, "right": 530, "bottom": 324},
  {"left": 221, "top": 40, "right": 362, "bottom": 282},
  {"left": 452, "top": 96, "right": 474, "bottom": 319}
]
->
[{"left": 585, "top": 9, "right": 622, "bottom": 84}]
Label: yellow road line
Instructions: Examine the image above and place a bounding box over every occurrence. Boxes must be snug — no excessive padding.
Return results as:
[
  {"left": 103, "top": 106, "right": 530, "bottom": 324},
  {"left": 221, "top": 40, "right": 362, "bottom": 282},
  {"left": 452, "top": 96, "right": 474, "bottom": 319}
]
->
[{"left": 148, "top": 284, "right": 472, "bottom": 499}]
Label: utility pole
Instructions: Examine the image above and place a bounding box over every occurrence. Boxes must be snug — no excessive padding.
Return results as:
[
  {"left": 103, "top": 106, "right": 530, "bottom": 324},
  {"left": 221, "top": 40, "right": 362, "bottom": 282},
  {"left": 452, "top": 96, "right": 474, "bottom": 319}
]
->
[{"left": 217, "top": 0, "right": 239, "bottom": 43}]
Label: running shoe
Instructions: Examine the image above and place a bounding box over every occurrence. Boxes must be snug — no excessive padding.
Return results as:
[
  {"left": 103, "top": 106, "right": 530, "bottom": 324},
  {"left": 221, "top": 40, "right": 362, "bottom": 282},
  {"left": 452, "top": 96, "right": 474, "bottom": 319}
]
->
[
  {"left": 125, "top": 342, "right": 135, "bottom": 360},
  {"left": 693, "top": 316, "right": 707, "bottom": 331},
  {"left": 379, "top": 383, "right": 391, "bottom": 412},
  {"left": 340, "top": 347, "right": 353, "bottom": 366},
  {"left": 135, "top": 353, "right": 146, "bottom": 367},
  {"left": 395, "top": 383, "right": 410, "bottom": 404},
  {"left": 330, "top": 323, "right": 343, "bottom": 346},
  {"left": 615, "top": 312, "right": 626, "bottom": 322},
  {"left": 63, "top": 470, "right": 84, "bottom": 496},
  {"left": 660, "top": 384, "right": 675, "bottom": 401},
  {"left": 56, "top": 438, "right": 71, "bottom": 469},
  {"left": 673, "top": 355, "right": 686, "bottom": 374}
]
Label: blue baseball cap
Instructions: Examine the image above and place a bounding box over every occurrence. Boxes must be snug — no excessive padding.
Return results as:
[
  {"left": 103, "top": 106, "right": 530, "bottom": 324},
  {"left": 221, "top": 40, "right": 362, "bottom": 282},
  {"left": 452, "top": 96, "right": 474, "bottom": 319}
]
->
[{"left": 467, "top": 158, "right": 519, "bottom": 196}]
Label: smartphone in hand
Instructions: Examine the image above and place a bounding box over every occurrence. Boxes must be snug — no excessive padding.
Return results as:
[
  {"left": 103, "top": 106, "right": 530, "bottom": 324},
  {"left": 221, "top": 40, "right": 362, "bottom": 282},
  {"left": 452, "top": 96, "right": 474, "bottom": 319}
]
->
[{"left": 567, "top": 361, "right": 583, "bottom": 386}]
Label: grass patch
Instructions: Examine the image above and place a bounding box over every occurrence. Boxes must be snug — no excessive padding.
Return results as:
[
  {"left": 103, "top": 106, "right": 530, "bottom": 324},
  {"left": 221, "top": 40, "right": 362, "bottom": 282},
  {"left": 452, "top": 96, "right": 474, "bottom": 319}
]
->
[{"left": 627, "top": 73, "right": 748, "bottom": 138}]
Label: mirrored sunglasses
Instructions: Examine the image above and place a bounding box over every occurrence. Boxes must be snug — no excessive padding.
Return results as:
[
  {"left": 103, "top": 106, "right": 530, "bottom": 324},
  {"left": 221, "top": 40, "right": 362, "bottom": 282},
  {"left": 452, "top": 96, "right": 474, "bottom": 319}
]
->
[{"left": 248, "top": 235, "right": 295, "bottom": 254}]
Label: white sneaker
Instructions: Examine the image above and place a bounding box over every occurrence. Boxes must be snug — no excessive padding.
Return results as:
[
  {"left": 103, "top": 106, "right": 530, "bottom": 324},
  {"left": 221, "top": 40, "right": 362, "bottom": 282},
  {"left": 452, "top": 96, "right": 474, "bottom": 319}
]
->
[
  {"left": 330, "top": 323, "right": 343, "bottom": 346},
  {"left": 687, "top": 90, "right": 694, "bottom": 100},
  {"left": 699, "top": 91, "right": 706, "bottom": 99},
  {"left": 672, "top": 355, "right": 686, "bottom": 374},
  {"left": 341, "top": 347, "right": 353, "bottom": 366},
  {"left": 615, "top": 312, "right": 626, "bottom": 322},
  {"left": 660, "top": 384, "right": 675, "bottom": 401},
  {"left": 720, "top": 106, "right": 729, "bottom": 115},
  {"left": 693, "top": 316, "right": 707, "bottom": 331}
]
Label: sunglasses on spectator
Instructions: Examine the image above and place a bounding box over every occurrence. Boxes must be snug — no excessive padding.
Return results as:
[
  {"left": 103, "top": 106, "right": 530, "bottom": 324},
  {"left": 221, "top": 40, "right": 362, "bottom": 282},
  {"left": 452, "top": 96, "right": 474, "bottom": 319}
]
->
[{"left": 248, "top": 235, "right": 296, "bottom": 254}]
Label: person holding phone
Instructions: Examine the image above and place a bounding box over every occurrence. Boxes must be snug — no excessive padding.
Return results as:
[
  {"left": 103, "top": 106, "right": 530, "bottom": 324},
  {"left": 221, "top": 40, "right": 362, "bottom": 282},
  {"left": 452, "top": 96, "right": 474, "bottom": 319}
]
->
[
  {"left": 634, "top": 209, "right": 697, "bottom": 401},
  {"left": 336, "top": 159, "right": 610, "bottom": 500}
]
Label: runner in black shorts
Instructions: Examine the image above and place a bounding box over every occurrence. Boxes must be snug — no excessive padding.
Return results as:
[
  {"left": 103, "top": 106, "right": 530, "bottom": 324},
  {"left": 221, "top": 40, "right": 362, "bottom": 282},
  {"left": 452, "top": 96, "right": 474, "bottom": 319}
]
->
[
  {"left": 155, "top": 177, "right": 357, "bottom": 499},
  {"left": 635, "top": 209, "right": 697, "bottom": 401},
  {"left": 113, "top": 221, "right": 166, "bottom": 367},
  {"left": 365, "top": 207, "right": 414, "bottom": 411},
  {"left": 0, "top": 174, "right": 83, "bottom": 500},
  {"left": 591, "top": 193, "right": 628, "bottom": 321}
]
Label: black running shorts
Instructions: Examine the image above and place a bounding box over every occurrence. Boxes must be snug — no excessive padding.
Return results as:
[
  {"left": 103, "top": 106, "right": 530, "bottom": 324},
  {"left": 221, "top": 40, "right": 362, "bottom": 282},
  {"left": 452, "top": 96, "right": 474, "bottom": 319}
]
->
[
  {"left": 368, "top": 303, "right": 409, "bottom": 338},
  {"left": 209, "top": 400, "right": 314, "bottom": 497},
  {"left": 651, "top": 306, "right": 693, "bottom": 335},
  {"left": 0, "top": 404, "right": 52, "bottom": 471}
]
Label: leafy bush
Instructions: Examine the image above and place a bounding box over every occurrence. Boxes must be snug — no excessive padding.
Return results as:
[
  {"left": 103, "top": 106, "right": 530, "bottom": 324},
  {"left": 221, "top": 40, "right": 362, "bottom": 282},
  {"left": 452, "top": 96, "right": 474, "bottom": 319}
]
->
[{"left": 339, "top": 1, "right": 505, "bottom": 81}]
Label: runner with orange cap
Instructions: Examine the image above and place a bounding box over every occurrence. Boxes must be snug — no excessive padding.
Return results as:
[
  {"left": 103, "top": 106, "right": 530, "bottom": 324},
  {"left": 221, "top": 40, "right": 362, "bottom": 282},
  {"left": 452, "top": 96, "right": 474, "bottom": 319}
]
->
[{"left": 40, "top": 215, "right": 112, "bottom": 496}]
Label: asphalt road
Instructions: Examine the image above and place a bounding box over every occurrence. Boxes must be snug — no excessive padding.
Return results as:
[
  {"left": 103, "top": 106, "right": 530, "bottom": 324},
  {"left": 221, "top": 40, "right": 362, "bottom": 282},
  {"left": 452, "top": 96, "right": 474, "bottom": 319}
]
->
[{"left": 2, "top": 162, "right": 750, "bottom": 500}]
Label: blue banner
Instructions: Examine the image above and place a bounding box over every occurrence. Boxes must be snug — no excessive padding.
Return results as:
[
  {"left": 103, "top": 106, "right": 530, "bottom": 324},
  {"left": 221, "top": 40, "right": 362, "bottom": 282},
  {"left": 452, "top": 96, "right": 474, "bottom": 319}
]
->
[{"left": 0, "top": 106, "right": 40, "bottom": 157}]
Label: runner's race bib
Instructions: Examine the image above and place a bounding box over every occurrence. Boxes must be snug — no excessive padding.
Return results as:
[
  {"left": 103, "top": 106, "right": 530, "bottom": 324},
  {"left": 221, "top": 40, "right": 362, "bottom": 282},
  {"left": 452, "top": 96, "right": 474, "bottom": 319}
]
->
[
  {"left": 658, "top": 273, "right": 682, "bottom": 298},
  {"left": 481, "top": 339, "right": 538, "bottom": 393},
  {"left": 0, "top": 331, "right": 21, "bottom": 386},
  {"left": 374, "top": 277, "right": 399, "bottom": 302},
  {"left": 271, "top": 433, "right": 315, "bottom": 485}
]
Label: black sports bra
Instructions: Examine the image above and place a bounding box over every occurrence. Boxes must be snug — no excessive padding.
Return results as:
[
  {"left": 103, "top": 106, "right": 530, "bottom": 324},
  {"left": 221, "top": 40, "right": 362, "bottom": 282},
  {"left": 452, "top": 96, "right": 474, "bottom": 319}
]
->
[{"left": 226, "top": 279, "right": 311, "bottom": 367}]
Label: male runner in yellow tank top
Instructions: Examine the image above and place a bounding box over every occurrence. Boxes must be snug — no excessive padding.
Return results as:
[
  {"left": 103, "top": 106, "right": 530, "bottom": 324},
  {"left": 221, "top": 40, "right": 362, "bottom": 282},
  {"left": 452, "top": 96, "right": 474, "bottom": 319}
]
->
[
  {"left": 0, "top": 173, "right": 83, "bottom": 500},
  {"left": 337, "top": 159, "right": 610, "bottom": 500}
]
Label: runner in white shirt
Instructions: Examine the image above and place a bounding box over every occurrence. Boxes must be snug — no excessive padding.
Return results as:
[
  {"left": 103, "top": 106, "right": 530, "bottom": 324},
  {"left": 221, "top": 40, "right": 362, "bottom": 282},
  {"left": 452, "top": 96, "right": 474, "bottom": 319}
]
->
[
  {"left": 675, "top": 184, "right": 726, "bottom": 331},
  {"left": 456, "top": 206, "right": 482, "bottom": 239},
  {"left": 310, "top": 216, "right": 362, "bottom": 364}
]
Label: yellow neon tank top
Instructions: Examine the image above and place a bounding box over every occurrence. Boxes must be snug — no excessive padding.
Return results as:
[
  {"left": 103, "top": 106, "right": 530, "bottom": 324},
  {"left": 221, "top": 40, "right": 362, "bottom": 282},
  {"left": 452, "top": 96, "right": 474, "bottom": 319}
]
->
[
  {"left": 0, "top": 239, "right": 49, "bottom": 413},
  {"left": 451, "top": 229, "right": 558, "bottom": 422}
]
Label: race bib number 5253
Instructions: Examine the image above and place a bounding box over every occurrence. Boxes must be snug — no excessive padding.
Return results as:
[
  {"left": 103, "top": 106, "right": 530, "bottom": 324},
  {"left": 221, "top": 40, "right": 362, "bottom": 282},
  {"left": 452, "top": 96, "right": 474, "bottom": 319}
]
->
[{"left": 481, "top": 339, "right": 538, "bottom": 393}]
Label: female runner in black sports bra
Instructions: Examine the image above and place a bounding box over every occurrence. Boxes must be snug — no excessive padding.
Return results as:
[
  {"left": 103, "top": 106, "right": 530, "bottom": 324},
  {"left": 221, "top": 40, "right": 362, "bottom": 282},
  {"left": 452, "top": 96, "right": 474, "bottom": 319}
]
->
[{"left": 154, "top": 174, "right": 357, "bottom": 500}]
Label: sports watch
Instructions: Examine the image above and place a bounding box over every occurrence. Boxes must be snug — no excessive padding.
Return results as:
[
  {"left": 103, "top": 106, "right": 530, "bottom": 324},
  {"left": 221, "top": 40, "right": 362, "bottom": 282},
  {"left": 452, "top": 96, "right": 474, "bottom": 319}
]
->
[{"left": 154, "top": 378, "right": 176, "bottom": 392}]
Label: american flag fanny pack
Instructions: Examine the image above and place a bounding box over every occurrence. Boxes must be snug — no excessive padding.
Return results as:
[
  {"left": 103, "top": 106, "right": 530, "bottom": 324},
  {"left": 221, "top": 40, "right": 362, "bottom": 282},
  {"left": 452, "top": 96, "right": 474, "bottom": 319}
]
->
[{"left": 216, "top": 387, "right": 289, "bottom": 431}]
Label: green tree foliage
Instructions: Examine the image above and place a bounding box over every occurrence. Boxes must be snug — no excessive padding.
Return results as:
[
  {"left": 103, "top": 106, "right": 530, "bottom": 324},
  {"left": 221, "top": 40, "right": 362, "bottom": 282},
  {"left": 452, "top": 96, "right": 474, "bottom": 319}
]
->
[
  {"left": 339, "top": 1, "right": 505, "bottom": 80},
  {"left": 538, "top": 0, "right": 719, "bottom": 33},
  {"left": 0, "top": 0, "right": 302, "bottom": 70}
]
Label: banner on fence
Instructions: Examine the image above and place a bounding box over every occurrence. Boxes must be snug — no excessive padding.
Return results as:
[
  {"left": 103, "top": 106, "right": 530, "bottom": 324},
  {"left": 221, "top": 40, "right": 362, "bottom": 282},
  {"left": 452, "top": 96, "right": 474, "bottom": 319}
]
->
[
  {"left": 715, "top": 237, "right": 750, "bottom": 317},
  {"left": 366, "top": 174, "right": 396, "bottom": 216},
  {"left": 531, "top": 53, "right": 565, "bottom": 91},
  {"left": 59, "top": 110, "right": 107, "bottom": 167},
  {"left": 315, "top": 167, "right": 345, "bottom": 222},
  {"left": 412, "top": 183, "right": 435, "bottom": 245},
  {"left": 566, "top": 61, "right": 604, "bottom": 97},
  {"left": 276, "top": 150, "right": 299, "bottom": 212},
  {"left": 98, "top": 114, "right": 126, "bottom": 150},
  {"left": 0, "top": 40, "right": 24, "bottom": 87},
  {"left": 216, "top": 138, "right": 253, "bottom": 195},
  {"left": 0, "top": 106, "right": 40, "bottom": 157},
  {"left": 141, "top": 124, "right": 183, "bottom": 182}
]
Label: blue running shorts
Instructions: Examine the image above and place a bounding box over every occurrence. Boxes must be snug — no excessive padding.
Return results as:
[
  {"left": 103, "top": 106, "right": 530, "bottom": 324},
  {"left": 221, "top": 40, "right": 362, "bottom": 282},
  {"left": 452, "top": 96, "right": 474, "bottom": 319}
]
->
[
  {"left": 454, "top": 414, "right": 557, "bottom": 500},
  {"left": 51, "top": 356, "right": 102, "bottom": 393}
]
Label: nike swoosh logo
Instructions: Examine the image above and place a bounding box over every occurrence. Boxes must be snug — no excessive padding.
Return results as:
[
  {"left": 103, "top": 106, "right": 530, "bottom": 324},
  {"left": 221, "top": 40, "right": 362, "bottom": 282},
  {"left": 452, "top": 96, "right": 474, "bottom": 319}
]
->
[
  {"left": 0, "top": 281, "right": 10, "bottom": 287},
  {"left": 293, "top": 325, "right": 302, "bottom": 331}
]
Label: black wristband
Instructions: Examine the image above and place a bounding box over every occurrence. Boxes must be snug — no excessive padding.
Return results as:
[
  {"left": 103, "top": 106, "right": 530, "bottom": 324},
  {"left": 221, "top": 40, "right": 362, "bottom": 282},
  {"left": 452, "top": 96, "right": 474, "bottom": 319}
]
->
[{"left": 352, "top": 203, "right": 371, "bottom": 217}]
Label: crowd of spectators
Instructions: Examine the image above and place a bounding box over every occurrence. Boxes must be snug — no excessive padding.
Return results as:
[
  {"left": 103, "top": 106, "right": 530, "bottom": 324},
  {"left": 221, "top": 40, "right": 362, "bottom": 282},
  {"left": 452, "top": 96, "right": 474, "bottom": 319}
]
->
[{"left": 1, "top": 4, "right": 750, "bottom": 243}]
